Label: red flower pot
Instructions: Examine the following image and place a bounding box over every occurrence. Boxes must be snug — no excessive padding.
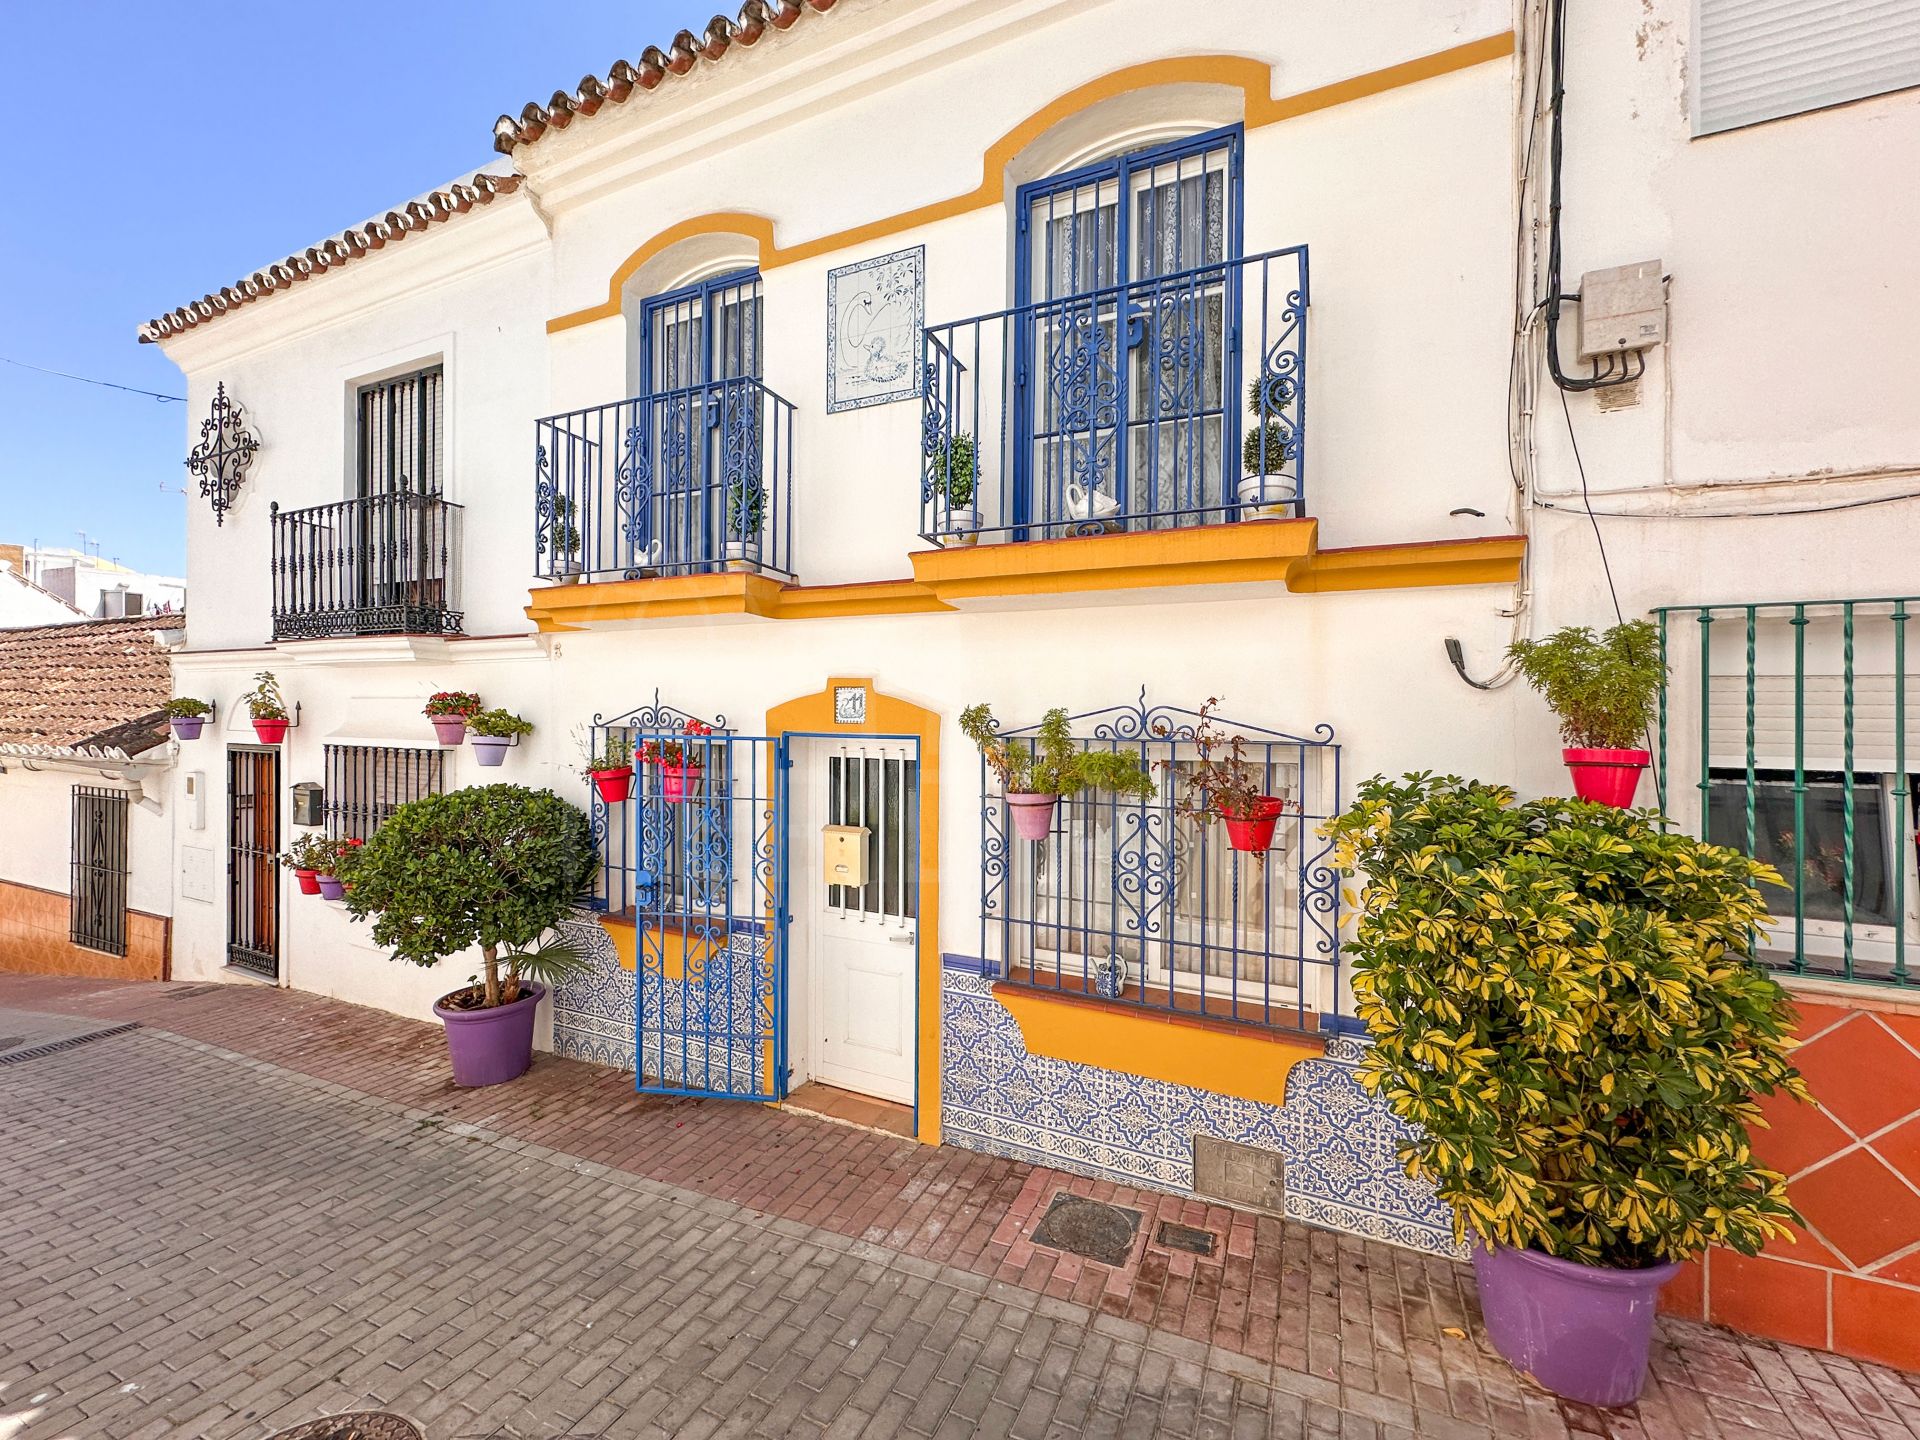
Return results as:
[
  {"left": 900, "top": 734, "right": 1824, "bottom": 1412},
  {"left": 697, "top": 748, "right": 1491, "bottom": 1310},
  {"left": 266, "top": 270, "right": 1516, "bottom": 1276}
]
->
[
  {"left": 1006, "top": 792, "right": 1060, "bottom": 842},
  {"left": 294, "top": 868, "right": 321, "bottom": 896},
  {"left": 592, "top": 766, "right": 634, "bottom": 803},
  {"left": 429, "top": 715, "right": 468, "bottom": 745},
  {"left": 1222, "top": 796, "right": 1287, "bottom": 853},
  {"left": 661, "top": 763, "right": 703, "bottom": 804},
  {"left": 251, "top": 717, "right": 289, "bottom": 745},
  {"left": 1564, "top": 748, "right": 1650, "bottom": 809}
]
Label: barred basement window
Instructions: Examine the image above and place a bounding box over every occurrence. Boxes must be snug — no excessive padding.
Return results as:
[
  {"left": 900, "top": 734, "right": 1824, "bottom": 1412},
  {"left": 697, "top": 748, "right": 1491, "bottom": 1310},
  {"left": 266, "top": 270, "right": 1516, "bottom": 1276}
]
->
[
  {"left": 71, "top": 786, "right": 129, "bottom": 956},
  {"left": 323, "top": 745, "right": 446, "bottom": 840}
]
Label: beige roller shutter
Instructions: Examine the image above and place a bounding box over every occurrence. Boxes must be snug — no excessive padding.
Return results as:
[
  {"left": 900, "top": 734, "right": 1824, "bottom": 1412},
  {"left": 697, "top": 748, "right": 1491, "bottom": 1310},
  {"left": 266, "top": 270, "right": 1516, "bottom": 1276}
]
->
[
  {"left": 1708, "top": 673, "right": 1907, "bottom": 770},
  {"left": 1694, "top": 0, "right": 1920, "bottom": 136}
]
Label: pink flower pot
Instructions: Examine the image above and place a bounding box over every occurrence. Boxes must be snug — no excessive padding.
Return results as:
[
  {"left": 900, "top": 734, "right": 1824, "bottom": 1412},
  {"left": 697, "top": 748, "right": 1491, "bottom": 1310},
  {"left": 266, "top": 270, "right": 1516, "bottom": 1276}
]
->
[
  {"left": 661, "top": 763, "right": 703, "bottom": 803},
  {"left": 1473, "top": 1245, "right": 1679, "bottom": 1407},
  {"left": 1006, "top": 792, "right": 1060, "bottom": 842},
  {"left": 592, "top": 766, "right": 634, "bottom": 803},
  {"left": 434, "top": 981, "right": 546, "bottom": 1088},
  {"left": 294, "top": 869, "right": 321, "bottom": 896},
  {"left": 169, "top": 716, "right": 205, "bottom": 740},
  {"left": 1564, "top": 748, "right": 1650, "bottom": 809},
  {"left": 430, "top": 715, "right": 468, "bottom": 745},
  {"left": 1222, "top": 796, "right": 1287, "bottom": 853},
  {"left": 251, "top": 718, "right": 289, "bottom": 745}
]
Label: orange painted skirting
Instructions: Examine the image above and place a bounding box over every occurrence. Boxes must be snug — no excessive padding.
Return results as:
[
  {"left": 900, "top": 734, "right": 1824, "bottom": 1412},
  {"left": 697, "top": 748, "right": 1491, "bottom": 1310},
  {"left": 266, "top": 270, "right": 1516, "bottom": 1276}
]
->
[
  {"left": 0, "top": 879, "right": 169, "bottom": 983},
  {"left": 525, "top": 529, "right": 1526, "bottom": 630},
  {"left": 992, "top": 982, "right": 1322, "bottom": 1108},
  {"left": 549, "top": 35, "right": 1515, "bottom": 333}
]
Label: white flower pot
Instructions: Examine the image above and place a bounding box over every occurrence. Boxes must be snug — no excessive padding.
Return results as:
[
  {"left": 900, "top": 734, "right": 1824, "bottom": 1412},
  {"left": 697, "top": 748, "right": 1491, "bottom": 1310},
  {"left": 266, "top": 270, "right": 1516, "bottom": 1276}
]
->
[{"left": 1237, "top": 473, "right": 1298, "bottom": 515}]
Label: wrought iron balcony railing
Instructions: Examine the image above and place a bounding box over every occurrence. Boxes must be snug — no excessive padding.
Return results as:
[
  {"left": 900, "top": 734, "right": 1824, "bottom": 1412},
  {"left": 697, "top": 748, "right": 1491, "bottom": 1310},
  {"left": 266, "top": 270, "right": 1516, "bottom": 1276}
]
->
[
  {"left": 269, "top": 490, "right": 464, "bottom": 640},
  {"left": 920, "top": 246, "right": 1308, "bottom": 545},
  {"left": 534, "top": 377, "right": 796, "bottom": 584}
]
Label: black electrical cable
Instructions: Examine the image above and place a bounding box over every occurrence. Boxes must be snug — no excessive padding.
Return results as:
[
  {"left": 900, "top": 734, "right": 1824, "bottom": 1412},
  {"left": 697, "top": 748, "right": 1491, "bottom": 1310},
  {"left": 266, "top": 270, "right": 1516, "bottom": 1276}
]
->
[
  {"left": 1541, "top": 485, "right": 1920, "bottom": 521},
  {"left": 1542, "top": 0, "right": 1645, "bottom": 395},
  {"left": 1557, "top": 385, "right": 1625, "bottom": 625},
  {"left": 0, "top": 355, "right": 184, "bottom": 403}
]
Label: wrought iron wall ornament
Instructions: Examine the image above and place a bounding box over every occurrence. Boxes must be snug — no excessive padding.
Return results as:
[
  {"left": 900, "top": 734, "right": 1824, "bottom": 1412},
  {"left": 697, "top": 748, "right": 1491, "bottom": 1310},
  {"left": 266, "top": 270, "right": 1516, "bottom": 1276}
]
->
[{"left": 185, "top": 382, "right": 259, "bottom": 525}]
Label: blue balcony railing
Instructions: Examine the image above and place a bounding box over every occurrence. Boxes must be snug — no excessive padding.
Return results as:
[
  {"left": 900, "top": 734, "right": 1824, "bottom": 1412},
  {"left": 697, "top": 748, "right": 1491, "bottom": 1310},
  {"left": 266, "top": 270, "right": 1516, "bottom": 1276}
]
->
[
  {"left": 920, "top": 246, "right": 1307, "bottom": 545},
  {"left": 535, "top": 377, "right": 795, "bottom": 583}
]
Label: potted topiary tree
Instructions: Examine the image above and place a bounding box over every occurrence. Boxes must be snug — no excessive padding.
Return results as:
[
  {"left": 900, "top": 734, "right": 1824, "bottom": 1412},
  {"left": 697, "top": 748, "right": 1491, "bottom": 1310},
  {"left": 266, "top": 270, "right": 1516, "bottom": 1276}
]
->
[
  {"left": 550, "top": 496, "right": 584, "bottom": 583},
  {"left": 1508, "top": 620, "right": 1665, "bottom": 807},
  {"left": 241, "top": 671, "right": 290, "bottom": 744},
  {"left": 1158, "top": 698, "right": 1293, "bottom": 854},
  {"left": 163, "top": 697, "right": 212, "bottom": 741},
  {"left": 960, "top": 704, "right": 1154, "bottom": 842},
  {"left": 930, "top": 432, "right": 979, "bottom": 543},
  {"left": 338, "top": 784, "right": 595, "bottom": 1087},
  {"left": 468, "top": 707, "right": 532, "bottom": 767},
  {"left": 424, "top": 690, "right": 483, "bottom": 745},
  {"left": 1326, "top": 773, "right": 1808, "bottom": 1407},
  {"left": 1237, "top": 379, "right": 1297, "bottom": 514}
]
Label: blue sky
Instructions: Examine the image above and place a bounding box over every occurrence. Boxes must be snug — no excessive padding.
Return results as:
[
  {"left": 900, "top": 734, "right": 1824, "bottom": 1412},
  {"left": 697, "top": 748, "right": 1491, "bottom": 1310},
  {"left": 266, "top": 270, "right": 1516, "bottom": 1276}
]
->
[{"left": 0, "top": 1, "right": 682, "bottom": 576}]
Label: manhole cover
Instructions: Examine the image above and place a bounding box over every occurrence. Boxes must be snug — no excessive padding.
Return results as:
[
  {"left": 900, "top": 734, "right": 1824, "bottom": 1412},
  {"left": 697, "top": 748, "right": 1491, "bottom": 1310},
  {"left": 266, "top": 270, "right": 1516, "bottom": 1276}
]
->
[
  {"left": 1156, "top": 1220, "right": 1218, "bottom": 1256},
  {"left": 264, "top": 1414, "right": 423, "bottom": 1440},
  {"left": 1030, "top": 1192, "right": 1142, "bottom": 1267}
]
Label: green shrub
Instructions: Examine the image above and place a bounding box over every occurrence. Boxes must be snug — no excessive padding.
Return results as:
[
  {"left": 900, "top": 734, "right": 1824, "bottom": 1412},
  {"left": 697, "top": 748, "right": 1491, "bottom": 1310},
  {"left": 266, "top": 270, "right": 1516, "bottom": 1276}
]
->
[
  {"left": 240, "top": 670, "right": 288, "bottom": 721},
  {"left": 931, "top": 433, "right": 977, "bottom": 509},
  {"left": 960, "top": 704, "right": 1153, "bottom": 799},
  {"left": 162, "top": 697, "right": 211, "bottom": 719},
  {"left": 468, "top": 707, "right": 533, "bottom": 739},
  {"left": 1325, "top": 772, "right": 1808, "bottom": 1268},
  {"left": 340, "top": 785, "right": 596, "bottom": 1007},
  {"left": 1508, "top": 621, "right": 1665, "bottom": 750}
]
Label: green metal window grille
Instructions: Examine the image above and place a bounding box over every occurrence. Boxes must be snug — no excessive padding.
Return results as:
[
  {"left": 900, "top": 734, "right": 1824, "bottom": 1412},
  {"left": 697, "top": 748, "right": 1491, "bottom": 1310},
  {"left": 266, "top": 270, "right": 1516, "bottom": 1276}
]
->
[{"left": 1655, "top": 597, "right": 1917, "bottom": 987}]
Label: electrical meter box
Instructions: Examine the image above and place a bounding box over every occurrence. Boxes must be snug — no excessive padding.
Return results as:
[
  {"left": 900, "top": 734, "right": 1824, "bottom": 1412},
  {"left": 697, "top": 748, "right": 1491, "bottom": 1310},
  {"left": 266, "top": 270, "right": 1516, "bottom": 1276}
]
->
[
  {"left": 291, "top": 782, "right": 325, "bottom": 828},
  {"left": 1579, "top": 260, "right": 1666, "bottom": 359},
  {"left": 821, "top": 825, "right": 869, "bottom": 888}
]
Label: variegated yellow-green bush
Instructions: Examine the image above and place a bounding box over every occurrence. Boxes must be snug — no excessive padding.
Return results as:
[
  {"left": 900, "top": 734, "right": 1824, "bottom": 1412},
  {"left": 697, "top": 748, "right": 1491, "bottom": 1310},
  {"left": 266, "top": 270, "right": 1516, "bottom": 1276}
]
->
[{"left": 1325, "top": 773, "right": 1809, "bottom": 1268}]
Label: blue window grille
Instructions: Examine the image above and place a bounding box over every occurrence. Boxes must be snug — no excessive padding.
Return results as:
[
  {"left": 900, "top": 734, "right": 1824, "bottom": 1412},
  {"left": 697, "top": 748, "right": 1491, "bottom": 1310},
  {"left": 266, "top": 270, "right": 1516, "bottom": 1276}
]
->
[
  {"left": 581, "top": 692, "right": 732, "bottom": 918},
  {"left": 535, "top": 269, "right": 796, "bottom": 581},
  {"left": 922, "top": 128, "right": 1307, "bottom": 543},
  {"left": 975, "top": 695, "right": 1342, "bottom": 1031}
]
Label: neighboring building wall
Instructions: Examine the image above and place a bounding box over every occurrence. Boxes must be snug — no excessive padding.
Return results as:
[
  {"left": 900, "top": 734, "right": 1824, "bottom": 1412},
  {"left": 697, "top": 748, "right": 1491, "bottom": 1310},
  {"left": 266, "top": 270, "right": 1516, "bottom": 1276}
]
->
[
  {"left": 1663, "top": 990, "right": 1920, "bottom": 1374},
  {"left": 0, "top": 565, "right": 84, "bottom": 628},
  {"left": 0, "top": 768, "right": 171, "bottom": 982}
]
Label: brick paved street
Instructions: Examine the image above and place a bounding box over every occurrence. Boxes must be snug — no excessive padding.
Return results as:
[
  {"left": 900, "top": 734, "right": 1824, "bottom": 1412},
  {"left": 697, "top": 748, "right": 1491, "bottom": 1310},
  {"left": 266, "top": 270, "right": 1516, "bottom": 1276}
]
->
[{"left": 4, "top": 976, "right": 1920, "bottom": 1439}]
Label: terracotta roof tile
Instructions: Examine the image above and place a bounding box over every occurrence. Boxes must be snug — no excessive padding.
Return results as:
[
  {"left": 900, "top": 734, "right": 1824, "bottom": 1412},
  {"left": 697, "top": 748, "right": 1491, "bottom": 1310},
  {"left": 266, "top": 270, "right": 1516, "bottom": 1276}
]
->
[
  {"left": 138, "top": 173, "right": 525, "bottom": 343},
  {"left": 492, "top": 0, "right": 840, "bottom": 155},
  {"left": 0, "top": 614, "right": 181, "bottom": 755}
]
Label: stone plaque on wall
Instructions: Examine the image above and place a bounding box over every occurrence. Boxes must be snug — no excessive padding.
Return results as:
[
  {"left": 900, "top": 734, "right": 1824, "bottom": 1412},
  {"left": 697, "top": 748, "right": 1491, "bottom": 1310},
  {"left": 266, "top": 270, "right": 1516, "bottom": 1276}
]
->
[
  {"left": 826, "top": 246, "right": 924, "bottom": 413},
  {"left": 1193, "top": 1135, "right": 1286, "bottom": 1217}
]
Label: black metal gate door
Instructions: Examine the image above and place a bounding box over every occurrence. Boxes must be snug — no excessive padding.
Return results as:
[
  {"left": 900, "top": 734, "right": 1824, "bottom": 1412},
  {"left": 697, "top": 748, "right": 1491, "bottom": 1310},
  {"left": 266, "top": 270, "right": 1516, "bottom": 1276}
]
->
[{"left": 227, "top": 747, "right": 280, "bottom": 978}]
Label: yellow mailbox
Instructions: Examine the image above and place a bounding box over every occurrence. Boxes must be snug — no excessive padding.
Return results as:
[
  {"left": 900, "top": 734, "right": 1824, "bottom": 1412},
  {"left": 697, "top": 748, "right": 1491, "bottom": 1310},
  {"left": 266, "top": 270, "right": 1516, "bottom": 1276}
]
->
[{"left": 821, "top": 824, "right": 869, "bottom": 888}]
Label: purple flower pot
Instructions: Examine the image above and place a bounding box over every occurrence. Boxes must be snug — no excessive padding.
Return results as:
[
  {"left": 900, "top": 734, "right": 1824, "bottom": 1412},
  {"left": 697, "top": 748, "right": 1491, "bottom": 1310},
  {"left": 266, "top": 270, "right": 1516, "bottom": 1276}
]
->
[
  {"left": 433, "top": 981, "right": 546, "bottom": 1088},
  {"left": 170, "top": 716, "right": 205, "bottom": 740},
  {"left": 316, "top": 874, "right": 345, "bottom": 901},
  {"left": 1006, "top": 792, "right": 1059, "bottom": 842},
  {"left": 471, "top": 735, "right": 511, "bottom": 767},
  {"left": 430, "top": 715, "right": 468, "bottom": 746},
  {"left": 1473, "top": 1245, "right": 1680, "bottom": 1407}
]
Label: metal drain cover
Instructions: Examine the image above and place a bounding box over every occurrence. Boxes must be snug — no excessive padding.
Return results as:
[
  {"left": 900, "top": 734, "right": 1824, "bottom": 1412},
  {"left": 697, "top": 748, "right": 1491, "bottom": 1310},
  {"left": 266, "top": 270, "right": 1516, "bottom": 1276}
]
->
[
  {"left": 264, "top": 1414, "right": 423, "bottom": 1440},
  {"left": 1030, "top": 1192, "right": 1142, "bottom": 1267},
  {"left": 1156, "top": 1220, "right": 1218, "bottom": 1256}
]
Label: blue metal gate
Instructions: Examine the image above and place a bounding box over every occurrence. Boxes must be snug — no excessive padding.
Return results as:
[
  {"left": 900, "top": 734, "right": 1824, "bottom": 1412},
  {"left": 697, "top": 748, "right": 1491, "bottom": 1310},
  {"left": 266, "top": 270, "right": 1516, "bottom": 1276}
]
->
[{"left": 631, "top": 729, "right": 788, "bottom": 1100}]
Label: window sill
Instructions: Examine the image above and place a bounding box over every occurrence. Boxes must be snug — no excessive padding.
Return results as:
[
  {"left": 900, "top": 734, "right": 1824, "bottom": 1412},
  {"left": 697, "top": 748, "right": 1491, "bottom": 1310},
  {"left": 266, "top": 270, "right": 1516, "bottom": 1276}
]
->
[{"left": 990, "top": 974, "right": 1325, "bottom": 1107}]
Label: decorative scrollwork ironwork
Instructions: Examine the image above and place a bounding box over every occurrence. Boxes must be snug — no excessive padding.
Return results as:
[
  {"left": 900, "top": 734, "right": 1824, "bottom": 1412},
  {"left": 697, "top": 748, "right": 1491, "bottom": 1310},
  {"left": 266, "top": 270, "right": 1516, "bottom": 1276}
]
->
[{"left": 185, "top": 382, "right": 259, "bottom": 526}]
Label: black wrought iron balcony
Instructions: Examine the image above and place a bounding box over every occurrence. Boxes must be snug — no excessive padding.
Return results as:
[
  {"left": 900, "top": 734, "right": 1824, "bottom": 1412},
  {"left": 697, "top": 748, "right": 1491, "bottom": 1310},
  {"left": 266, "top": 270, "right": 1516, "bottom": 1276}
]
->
[
  {"left": 533, "top": 376, "right": 797, "bottom": 584},
  {"left": 269, "top": 489, "right": 464, "bottom": 640},
  {"left": 919, "top": 246, "right": 1308, "bottom": 544}
]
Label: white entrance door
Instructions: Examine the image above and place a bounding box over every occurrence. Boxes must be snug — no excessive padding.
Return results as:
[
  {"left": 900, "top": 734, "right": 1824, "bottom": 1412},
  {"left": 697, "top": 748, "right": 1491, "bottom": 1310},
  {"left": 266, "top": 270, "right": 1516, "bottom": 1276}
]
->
[{"left": 802, "top": 741, "right": 918, "bottom": 1104}]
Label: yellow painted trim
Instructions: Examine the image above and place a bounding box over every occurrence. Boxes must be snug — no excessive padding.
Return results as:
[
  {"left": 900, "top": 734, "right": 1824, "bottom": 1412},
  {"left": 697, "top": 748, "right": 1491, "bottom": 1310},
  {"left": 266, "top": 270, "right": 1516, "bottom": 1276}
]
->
[
  {"left": 548, "top": 35, "right": 1515, "bottom": 334},
  {"left": 765, "top": 678, "right": 943, "bottom": 1145},
  {"left": 524, "top": 531, "right": 1526, "bottom": 629},
  {"left": 1287, "top": 535, "right": 1527, "bottom": 593},
  {"left": 994, "top": 984, "right": 1322, "bottom": 1108},
  {"left": 910, "top": 518, "right": 1320, "bottom": 599}
]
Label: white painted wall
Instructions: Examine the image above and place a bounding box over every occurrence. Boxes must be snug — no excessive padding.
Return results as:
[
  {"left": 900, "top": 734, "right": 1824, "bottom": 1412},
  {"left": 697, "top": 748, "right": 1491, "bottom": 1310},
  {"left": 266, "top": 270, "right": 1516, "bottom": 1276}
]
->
[
  {"left": 0, "top": 567, "right": 82, "bottom": 628},
  {"left": 0, "top": 767, "right": 173, "bottom": 917},
  {"left": 142, "top": 0, "right": 1920, "bottom": 1024}
]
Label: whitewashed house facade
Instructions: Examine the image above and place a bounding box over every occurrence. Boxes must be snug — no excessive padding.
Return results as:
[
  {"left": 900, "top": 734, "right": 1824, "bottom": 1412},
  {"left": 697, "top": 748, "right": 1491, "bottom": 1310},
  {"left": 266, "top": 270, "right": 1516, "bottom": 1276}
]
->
[{"left": 140, "top": 0, "right": 1920, "bottom": 1270}]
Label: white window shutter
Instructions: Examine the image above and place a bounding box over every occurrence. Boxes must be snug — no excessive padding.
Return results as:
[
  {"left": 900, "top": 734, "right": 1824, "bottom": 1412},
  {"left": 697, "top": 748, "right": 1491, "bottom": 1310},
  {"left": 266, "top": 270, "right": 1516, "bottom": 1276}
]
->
[{"left": 1695, "top": 0, "right": 1920, "bottom": 136}]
